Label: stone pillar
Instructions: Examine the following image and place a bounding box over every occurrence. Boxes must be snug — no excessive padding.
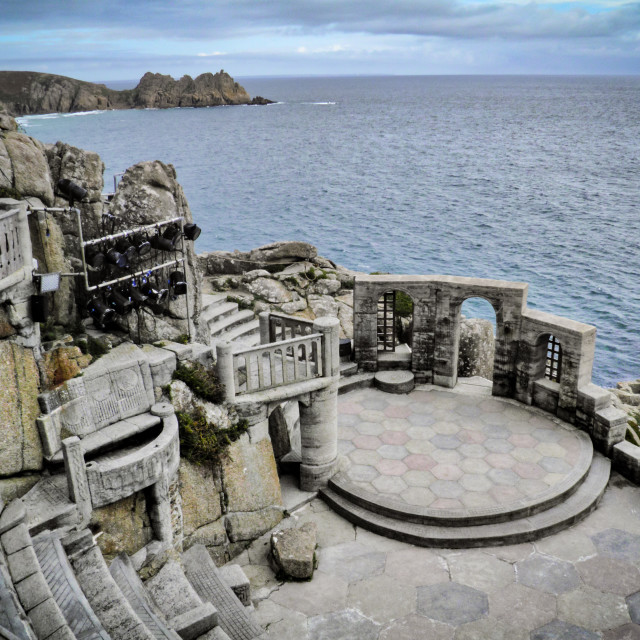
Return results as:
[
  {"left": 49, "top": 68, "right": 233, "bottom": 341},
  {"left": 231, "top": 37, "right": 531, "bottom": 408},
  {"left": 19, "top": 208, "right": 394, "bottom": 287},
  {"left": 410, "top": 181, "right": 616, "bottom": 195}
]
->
[
  {"left": 148, "top": 474, "right": 172, "bottom": 544},
  {"left": 62, "top": 436, "right": 92, "bottom": 526},
  {"left": 259, "top": 312, "right": 271, "bottom": 345},
  {"left": 216, "top": 342, "right": 236, "bottom": 403},
  {"left": 299, "top": 317, "right": 340, "bottom": 491}
]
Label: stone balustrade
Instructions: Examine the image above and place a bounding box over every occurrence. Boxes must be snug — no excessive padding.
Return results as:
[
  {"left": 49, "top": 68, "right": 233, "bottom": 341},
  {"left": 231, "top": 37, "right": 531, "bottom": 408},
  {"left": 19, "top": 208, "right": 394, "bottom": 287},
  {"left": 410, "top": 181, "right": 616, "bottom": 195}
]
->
[
  {"left": 0, "top": 202, "right": 31, "bottom": 292},
  {"left": 261, "top": 311, "right": 315, "bottom": 343}
]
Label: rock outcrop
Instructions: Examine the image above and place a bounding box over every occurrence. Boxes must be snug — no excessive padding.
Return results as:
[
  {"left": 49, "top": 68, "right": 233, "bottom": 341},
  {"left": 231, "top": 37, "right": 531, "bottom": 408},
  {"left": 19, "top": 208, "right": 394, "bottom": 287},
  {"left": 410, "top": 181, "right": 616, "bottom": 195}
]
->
[
  {"left": 0, "top": 70, "right": 267, "bottom": 116},
  {"left": 270, "top": 522, "right": 317, "bottom": 580}
]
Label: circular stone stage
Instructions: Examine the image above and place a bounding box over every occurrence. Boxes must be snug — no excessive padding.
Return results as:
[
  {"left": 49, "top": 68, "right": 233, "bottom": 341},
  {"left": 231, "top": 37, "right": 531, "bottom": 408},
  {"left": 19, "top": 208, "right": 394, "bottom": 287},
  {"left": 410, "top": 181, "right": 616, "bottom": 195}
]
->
[{"left": 321, "top": 385, "right": 610, "bottom": 547}]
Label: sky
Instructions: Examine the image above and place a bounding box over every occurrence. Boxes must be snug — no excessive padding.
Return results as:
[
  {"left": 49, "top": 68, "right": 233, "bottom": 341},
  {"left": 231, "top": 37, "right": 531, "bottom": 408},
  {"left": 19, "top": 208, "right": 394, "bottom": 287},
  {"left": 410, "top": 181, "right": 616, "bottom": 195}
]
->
[{"left": 0, "top": 0, "right": 639, "bottom": 81}]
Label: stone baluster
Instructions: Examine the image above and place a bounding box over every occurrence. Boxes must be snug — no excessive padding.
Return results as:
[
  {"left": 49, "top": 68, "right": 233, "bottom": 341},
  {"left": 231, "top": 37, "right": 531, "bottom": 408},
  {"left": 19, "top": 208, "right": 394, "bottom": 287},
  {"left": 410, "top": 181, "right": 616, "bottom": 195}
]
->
[{"left": 62, "top": 436, "right": 92, "bottom": 526}]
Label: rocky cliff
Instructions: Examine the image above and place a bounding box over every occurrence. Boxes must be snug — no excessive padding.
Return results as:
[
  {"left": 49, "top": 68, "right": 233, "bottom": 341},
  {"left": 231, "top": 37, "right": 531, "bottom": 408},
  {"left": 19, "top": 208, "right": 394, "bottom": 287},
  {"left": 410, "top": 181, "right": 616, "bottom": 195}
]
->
[{"left": 0, "top": 70, "right": 270, "bottom": 116}]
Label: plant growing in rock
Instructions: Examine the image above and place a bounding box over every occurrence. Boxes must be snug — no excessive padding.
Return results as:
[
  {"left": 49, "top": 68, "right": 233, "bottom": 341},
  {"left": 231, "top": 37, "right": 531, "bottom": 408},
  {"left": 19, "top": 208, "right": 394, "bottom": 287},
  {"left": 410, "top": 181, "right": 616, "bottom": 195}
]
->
[
  {"left": 172, "top": 362, "right": 225, "bottom": 404},
  {"left": 626, "top": 410, "right": 640, "bottom": 446}
]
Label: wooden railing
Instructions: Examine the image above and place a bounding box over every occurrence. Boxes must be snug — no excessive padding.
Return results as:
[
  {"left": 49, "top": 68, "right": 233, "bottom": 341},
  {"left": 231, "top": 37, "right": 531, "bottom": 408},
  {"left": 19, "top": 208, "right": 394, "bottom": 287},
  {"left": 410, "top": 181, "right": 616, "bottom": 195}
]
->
[
  {"left": 268, "top": 312, "right": 315, "bottom": 342},
  {"left": 0, "top": 208, "right": 25, "bottom": 283},
  {"left": 233, "top": 333, "right": 323, "bottom": 394}
]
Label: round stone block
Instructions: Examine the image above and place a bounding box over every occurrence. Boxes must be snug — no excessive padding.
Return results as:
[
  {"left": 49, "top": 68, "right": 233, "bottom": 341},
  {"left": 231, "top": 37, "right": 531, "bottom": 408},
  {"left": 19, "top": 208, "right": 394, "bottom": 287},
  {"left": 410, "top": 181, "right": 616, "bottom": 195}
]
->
[{"left": 374, "top": 371, "right": 415, "bottom": 394}]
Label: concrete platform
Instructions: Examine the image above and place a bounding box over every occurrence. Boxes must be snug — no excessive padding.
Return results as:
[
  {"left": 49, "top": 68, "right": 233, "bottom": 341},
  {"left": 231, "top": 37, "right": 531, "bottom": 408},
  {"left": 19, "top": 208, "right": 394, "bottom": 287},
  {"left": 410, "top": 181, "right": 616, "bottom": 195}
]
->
[{"left": 322, "top": 384, "right": 608, "bottom": 546}]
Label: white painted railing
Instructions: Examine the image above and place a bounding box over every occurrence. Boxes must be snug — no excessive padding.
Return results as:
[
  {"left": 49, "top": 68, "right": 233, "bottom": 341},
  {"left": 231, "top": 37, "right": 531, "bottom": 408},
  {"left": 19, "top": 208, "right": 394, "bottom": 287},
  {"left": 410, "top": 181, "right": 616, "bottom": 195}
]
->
[
  {"left": 233, "top": 333, "right": 323, "bottom": 394},
  {"left": 0, "top": 208, "right": 25, "bottom": 281},
  {"left": 267, "top": 312, "right": 315, "bottom": 342}
]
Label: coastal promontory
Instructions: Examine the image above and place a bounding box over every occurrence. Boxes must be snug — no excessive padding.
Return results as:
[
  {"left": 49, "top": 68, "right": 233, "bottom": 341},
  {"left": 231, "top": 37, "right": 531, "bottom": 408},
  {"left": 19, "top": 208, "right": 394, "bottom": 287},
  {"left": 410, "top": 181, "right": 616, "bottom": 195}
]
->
[{"left": 0, "top": 69, "right": 272, "bottom": 116}]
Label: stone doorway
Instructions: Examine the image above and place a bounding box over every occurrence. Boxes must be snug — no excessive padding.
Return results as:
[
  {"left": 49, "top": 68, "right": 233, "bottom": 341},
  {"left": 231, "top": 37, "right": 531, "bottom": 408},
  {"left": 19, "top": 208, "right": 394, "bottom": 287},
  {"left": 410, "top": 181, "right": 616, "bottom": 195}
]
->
[{"left": 377, "top": 290, "right": 414, "bottom": 371}]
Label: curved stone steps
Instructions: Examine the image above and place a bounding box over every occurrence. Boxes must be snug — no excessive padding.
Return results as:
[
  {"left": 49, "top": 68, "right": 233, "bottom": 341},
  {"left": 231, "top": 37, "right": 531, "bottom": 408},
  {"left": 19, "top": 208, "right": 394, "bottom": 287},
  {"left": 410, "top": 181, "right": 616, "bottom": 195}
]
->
[{"left": 320, "top": 455, "right": 611, "bottom": 548}]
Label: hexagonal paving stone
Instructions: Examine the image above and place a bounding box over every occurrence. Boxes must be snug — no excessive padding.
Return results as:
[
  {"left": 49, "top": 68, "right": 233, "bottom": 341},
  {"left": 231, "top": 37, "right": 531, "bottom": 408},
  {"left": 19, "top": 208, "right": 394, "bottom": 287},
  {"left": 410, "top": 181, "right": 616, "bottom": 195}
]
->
[
  {"left": 376, "top": 459, "right": 408, "bottom": 476},
  {"left": 485, "top": 453, "right": 516, "bottom": 470},
  {"left": 338, "top": 440, "right": 356, "bottom": 455},
  {"left": 490, "top": 485, "right": 523, "bottom": 503},
  {"left": 407, "top": 413, "right": 437, "bottom": 427},
  {"left": 484, "top": 438, "right": 514, "bottom": 454},
  {"left": 431, "top": 498, "right": 464, "bottom": 509},
  {"left": 347, "top": 574, "right": 416, "bottom": 625},
  {"left": 338, "top": 413, "right": 359, "bottom": 427},
  {"left": 432, "top": 449, "right": 463, "bottom": 464},
  {"left": 401, "top": 486, "right": 436, "bottom": 506},
  {"left": 482, "top": 423, "right": 511, "bottom": 438},
  {"left": 458, "top": 429, "right": 487, "bottom": 444},
  {"left": 319, "top": 541, "right": 386, "bottom": 583},
  {"left": 417, "top": 582, "right": 489, "bottom": 625},
  {"left": 576, "top": 557, "right": 640, "bottom": 596},
  {"left": 557, "top": 586, "right": 631, "bottom": 631},
  {"left": 339, "top": 401, "right": 364, "bottom": 414},
  {"left": 536, "top": 442, "right": 568, "bottom": 458},
  {"left": 372, "top": 475, "right": 408, "bottom": 494},
  {"left": 532, "top": 428, "right": 564, "bottom": 443},
  {"left": 431, "top": 434, "right": 463, "bottom": 450},
  {"left": 353, "top": 434, "right": 383, "bottom": 450},
  {"left": 361, "top": 397, "right": 391, "bottom": 411},
  {"left": 349, "top": 464, "right": 380, "bottom": 483},
  {"left": 488, "top": 584, "right": 556, "bottom": 630},
  {"left": 509, "top": 433, "right": 538, "bottom": 448},
  {"left": 355, "top": 421, "right": 386, "bottom": 436},
  {"left": 406, "top": 439, "right": 436, "bottom": 455},
  {"left": 449, "top": 552, "right": 514, "bottom": 592},
  {"left": 518, "top": 478, "right": 552, "bottom": 497},
  {"left": 458, "top": 443, "right": 488, "bottom": 458},
  {"left": 379, "top": 615, "right": 454, "bottom": 640},
  {"left": 530, "top": 619, "right": 601, "bottom": 640},
  {"left": 404, "top": 469, "right": 436, "bottom": 487},
  {"left": 349, "top": 449, "right": 382, "bottom": 467},
  {"left": 308, "top": 609, "right": 380, "bottom": 640},
  {"left": 377, "top": 444, "right": 409, "bottom": 460},
  {"left": 432, "top": 421, "right": 461, "bottom": 435},
  {"left": 430, "top": 480, "right": 464, "bottom": 499},
  {"left": 460, "top": 473, "right": 493, "bottom": 492},
  {"left": 512, "top": 447, "right": 543, "bottom": 464},
  {"left": 460, "top": 457, "right": 490, "bottom": 474},
  {"left": 432, "top": 463, "right": 464, "bottom": 481},
  {"left": 479, "top": 398, "right": 505, "bottom": 413},
  {"left": 384, "top": 405, "right": 412, "bottom": 418},
  {"left": 539, "top": 457, "right": 571, "bottom": 474},
  {"left": 404, "top": 454, "right": 437, "bottom": 471},
  {"left": 385, "top": 547, "right": 450, "bottom": 587},
  {"left": 513, "top": 462, "right": 545, "bottom": 480},
  {"left": 360, "top": 409, "right": 386, "bottom": 423},
  {"left": 516, "top": 554, "right": 580, "bottom": 595},
  {"left": 406, "top": 424, "right": 436, "bottom": 440},
  {"left": 380, "top": 430, "right": 410, "bottom": 445},
  {"left": 602, "top": 623, "right": 640, "bottom": 640},
  {"left": 487, "top": 468, "right": 520, "bottom": 486},
  {"left": 409, "top": 401, "right": 437, "bottom": 415},
  {"left": 460, "top": 492, "right": 498, "bottom": 509},
  {"left": 592, "top": 529, "right": 640, "bottom": 563},
  {"left": 386, "top": 417, "right": 414, "bottom": 431}
]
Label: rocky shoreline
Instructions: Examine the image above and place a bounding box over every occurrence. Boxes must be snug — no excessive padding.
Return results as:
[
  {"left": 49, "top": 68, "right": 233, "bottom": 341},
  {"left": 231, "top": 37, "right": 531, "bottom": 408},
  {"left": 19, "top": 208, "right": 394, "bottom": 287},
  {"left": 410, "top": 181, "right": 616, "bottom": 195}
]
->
[{"left": 0, "top": 69, "right": 273, "bottom": 116}]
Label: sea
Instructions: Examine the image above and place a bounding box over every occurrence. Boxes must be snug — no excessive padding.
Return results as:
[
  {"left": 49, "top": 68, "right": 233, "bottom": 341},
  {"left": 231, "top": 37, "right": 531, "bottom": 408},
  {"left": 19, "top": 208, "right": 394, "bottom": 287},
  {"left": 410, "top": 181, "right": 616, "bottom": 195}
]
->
[{"left": 17, "top": 75, "right": 640, "bottom": 388}]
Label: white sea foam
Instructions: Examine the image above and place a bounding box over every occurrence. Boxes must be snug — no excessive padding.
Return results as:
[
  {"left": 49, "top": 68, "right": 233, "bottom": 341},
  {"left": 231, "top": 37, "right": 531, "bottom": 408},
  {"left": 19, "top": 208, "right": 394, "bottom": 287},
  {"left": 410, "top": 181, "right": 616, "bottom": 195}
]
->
[
  {"left": 62, "top": 110, "right": 104, "bottom": 117},
  {"left": 302, "top": 101, "right": 337, "bottom": 105}
]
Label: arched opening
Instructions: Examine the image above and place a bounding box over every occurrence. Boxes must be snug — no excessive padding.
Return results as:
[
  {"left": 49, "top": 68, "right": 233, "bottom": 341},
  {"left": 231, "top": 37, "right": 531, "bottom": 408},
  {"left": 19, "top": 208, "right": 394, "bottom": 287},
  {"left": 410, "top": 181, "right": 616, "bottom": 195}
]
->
[
  {"left": 457, "top": 297, "right": 497, "bottom": 381},
  {"left": 376, "top": 290, "right": 414, "bottom": 370}
]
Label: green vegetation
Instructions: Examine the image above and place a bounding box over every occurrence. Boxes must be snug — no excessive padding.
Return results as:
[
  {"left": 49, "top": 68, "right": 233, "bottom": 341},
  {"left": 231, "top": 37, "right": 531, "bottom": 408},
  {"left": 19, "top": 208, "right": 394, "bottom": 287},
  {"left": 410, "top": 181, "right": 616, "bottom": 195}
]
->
[
  {"left": 227, "top": 295, "right": 254, "bottom": 310},
  {"left": 75, "top": 334, "right": 110, "bottom": 361},
  {"left": 0, "top": 186, "right": 22, "bottom": 200},
  {"left": 176, "top": 405, "right": 248, "bottom": 465},
  {"left": 172, "top": 362, "right": 225, "bottom": 404},
  {"left": 175, "top": 334, "right": 190, "bottom": 345},
  {"left": 395, "top": 291, "right": 414, "bottom": 317},
  {"left": 626, "top": 409, "right": 640, "bottom": 446}
]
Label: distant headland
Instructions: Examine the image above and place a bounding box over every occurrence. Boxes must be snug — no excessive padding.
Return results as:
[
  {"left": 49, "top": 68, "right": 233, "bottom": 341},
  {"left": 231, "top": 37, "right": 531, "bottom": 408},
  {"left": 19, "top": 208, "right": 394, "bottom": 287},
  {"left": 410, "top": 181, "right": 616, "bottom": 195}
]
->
[{"left": 0, "top": 69, "right": 273, "bottom": 116}]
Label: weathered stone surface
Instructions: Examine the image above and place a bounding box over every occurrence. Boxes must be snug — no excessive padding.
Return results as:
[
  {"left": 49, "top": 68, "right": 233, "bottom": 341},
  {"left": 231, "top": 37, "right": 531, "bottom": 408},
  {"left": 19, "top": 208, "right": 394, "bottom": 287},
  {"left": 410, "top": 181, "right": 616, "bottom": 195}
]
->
[
  {"left": 417, "top": 582, "right": 489, "bottom": 626},
  {"left": 308, "top": 279, "right": 342, "bottom": 296},
  {"left": 308, "top": 294, "right": 339, "bottom": 318},
  {"left": 0, "top": 139, "right": 13, "bottom": 189},
  {"left": 184, "top": 520, "right": 228, "bottom": 550},
  {"left": 179, "top": 458, "right": 223, "bottom": 536},
  {"left": 89, "top": 491, "right": 153, "bottom": 562},
  {"left": 42, "top": 344, "right": 92, "bottom": 388},
  {"left": 245, "top": 277, "right": 293, "bottom": 304},
  {"left": 270, "top": 522, "right": 317, "bottom": 580},
  {"left": 2, "top": 132, "right": 54, "bottom": 204},
  {"left": 248, "top": 241, "right": 317, "bottom": 264},
  {"left": 225, "top": 508, "right": 283, "bottom": 543},
  {"left": 308, "top": 609, "right": 380, "bottom": 640},
  {"left": 170, "top": 380, "right": 236, "bottom": 430},
  {"left": 0, "top": 307, "right": 16, "bottom": 338},
  {"left": 280, "top": 299, "right": 309, "bottom": 314},
  {"left": 458, "top": 317, "right": 495, "bottom": 379},
  {"left": 0, "top": 475, "right": 40, "bottom": 503},
  {"left": 0, "top": 342, "right": 42, "bottom": 475},
  {"left": 0, "top": 112, "right": 18, "bottom": 131},
  {"left": 515, "top": 553, "right": 580, "bottom": 595},
  {"left": 222, "top": 435, "right": 282, "bottom": 513},
  {"left": 145, "top": 559, "right": 202, "bottom": 619}
]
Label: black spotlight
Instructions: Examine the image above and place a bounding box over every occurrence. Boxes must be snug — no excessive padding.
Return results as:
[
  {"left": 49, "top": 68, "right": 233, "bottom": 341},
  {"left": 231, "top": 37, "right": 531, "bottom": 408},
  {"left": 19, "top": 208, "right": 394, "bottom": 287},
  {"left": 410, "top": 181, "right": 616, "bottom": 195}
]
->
[
  {"left": 57, "top": 178, "right": 88, "bottom": 203},
  {"left": 115, "top": 238, "right": 138, "bottom": 263},
  {"left": 131, "top": 234, "right": 152, "bottom": 257},
  {"left": 87, "top": 297, "right": 116, "bottom": 328},
  {"left": 183, "top": 223, "right": 201, "bottom": 241},
  {"left": 162, "top": 224, "right": 182, "bottom": 247},
  {"left": 150, "top": 231, "right": 175, "bottom": 252},
  {"left": 168, "top": 271, "right": 187, "bottom": 295},
  {"left": 140, "top": 280, "right": 168, "bottom": 304},
  {"left": 85, "top": 246, "right": 106, "bottom": 268},
  {"left": 106, "top": 247, "right": 128, "bottom": 268},
  {"left": 128, "top": 279, "right": 147, "bottom": 307},
  {"left": 105, "top": 288, "right": 133, "bottom": 315}
]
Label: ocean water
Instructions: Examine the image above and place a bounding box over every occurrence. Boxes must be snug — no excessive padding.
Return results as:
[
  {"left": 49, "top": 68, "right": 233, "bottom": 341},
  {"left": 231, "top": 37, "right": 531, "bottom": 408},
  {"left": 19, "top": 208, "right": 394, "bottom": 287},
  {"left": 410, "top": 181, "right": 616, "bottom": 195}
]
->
[{"left": 17, "top": 75, "right": 640, "bottom": 387}]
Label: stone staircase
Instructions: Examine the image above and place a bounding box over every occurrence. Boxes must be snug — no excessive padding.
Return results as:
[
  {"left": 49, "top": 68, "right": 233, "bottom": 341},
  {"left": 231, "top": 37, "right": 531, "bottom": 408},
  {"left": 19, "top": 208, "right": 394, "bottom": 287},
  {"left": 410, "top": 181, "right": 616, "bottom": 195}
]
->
[
  {"left": 0, "top": 496, "right": 266, "bottom": 640},
  {"left": 200, "top": 294, "right": 260, "bottom": 349}
]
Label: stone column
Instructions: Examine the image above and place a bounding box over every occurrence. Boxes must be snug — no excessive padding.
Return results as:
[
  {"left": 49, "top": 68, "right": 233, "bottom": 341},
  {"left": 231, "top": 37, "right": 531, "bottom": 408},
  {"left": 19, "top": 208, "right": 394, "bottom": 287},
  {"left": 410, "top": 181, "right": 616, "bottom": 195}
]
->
[
  {"left": 299, "top": 317, "right": 340, "bottom": 491},
  {"left": 62, "top": 436, "right": 92, "bottom": 526},
  {"left": 259, "top": 312, "right": 271, "bottom": 345},
  {"left": 216, "top": 342, "right": 236, "bottom": 403}
]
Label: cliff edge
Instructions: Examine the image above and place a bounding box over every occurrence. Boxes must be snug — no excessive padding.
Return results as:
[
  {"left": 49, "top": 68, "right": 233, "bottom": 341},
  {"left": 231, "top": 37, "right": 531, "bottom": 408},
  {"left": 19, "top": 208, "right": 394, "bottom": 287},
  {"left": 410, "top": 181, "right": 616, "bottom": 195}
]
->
[{"left": 0, "top": 69, "right": 271, "bottom": 116}]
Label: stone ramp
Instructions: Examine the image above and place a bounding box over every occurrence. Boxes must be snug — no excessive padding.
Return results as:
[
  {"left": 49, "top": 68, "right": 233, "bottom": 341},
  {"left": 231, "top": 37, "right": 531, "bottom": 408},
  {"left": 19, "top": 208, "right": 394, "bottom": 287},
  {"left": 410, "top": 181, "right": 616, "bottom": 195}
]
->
[
  {"left": 108, "top": 554, "right": 180, "bottom": 640},
  {"left": 182, "top": 545, "right": 267, "bottom": 640},
  {"left": 320, "top": 454, "right": 611, "bottom": 547},
  {"left": 21, "top": 476, "right": 78, "bottom": 535}
]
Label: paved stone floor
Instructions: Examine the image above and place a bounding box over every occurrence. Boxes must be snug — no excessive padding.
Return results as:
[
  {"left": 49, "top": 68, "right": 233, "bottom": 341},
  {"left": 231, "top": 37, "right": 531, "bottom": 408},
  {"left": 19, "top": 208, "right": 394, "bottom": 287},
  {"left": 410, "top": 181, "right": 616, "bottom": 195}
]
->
[
  {"left": 239, "top": 474, "right": 640, "bottom": 639},
  {"left": 335, "top": 386, "right": 591, "bottom": 513}
]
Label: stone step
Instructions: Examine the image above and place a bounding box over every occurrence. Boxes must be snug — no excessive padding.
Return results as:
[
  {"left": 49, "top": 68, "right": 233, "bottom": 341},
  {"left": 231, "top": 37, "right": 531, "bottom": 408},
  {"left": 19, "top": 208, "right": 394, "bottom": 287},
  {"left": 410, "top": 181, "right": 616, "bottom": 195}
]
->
[
  {"left": 374, "top": 370, "right": 415, "bottom": 394},
  {"left": 338, "top": 372, "right": 375, "bottom": 394},
  {"left": 209, "top": 310, "right": 256, "bottom": 337},
  {"left": 109, "top": 553, "right": 181, "bottom": 640},
  {"left": 339, "top": 361, "right": 358, "bottom": 377},
  {"left": 320, "top": 455, "right": 611, "bottom": 548},
  {"left": 21, "top": 476, "right": 78, "bottom": 535},
  {"left": 201, "top": 302, "right": 239, "bottom": 326},
  {"left": 221, "top": 317, "right": 260, "bottom": 343},
  {"left": 32, "top": 531, "right": 110, "bottom": 640},
  {"left": 377, "top": 351, "right": 412, "bottom": 371},
  {"left": 201, "top": 293, "right": 228, "bottom": 308},
  {"left": 182, "top": 545, "right": 267, "bottom": 640}
]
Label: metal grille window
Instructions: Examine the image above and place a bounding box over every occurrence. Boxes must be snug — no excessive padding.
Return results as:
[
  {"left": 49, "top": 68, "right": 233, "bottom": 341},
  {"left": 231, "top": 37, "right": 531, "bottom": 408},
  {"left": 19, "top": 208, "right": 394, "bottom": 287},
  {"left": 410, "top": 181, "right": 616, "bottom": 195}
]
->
[
  {"left": 545, "top": 335, "right": 562, "bottom": 383},
  {"left": 377, "top": 291, "right": 396, "bottom": 351}
]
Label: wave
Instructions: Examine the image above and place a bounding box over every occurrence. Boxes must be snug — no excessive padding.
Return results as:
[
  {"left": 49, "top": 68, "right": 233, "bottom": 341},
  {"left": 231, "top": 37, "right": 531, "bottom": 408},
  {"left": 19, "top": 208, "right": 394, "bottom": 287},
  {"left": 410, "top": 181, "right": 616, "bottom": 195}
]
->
[
  {"left": 62, "top": 110, "right": 105, "bottom": 117},
  {"left": 301, "top": 101, "right": 337, "bottom": 105}
]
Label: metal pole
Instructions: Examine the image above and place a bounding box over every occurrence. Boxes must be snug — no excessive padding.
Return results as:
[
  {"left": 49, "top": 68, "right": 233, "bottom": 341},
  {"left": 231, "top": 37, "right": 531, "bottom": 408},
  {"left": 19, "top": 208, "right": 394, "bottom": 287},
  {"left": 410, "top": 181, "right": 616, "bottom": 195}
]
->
[
  {"left": 82, "top": 216, "right": 184, "bottom": 248},
  {"left": 86, "top": 257, "right": 185, "bottom": 292}
]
